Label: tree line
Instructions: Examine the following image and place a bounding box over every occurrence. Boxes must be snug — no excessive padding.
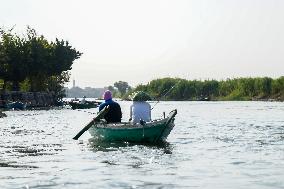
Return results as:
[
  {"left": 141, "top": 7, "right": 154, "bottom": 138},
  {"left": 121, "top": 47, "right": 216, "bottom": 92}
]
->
[
  {"left": 0, "top": 27, "right": 82, "bottom": 99},
  {"left": 130, "top": 77, "right": 284, "bottom": 101}
]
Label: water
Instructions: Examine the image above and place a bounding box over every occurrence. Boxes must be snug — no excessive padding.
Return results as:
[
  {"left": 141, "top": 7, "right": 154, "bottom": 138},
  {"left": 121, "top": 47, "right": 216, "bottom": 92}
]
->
[{"left": 0, "top": 101, "right": 283, "bottom": 189}]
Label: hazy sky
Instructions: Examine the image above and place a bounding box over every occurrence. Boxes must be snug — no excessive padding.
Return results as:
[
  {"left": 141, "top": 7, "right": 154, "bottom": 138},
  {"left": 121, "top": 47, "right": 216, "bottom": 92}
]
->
[{"left": 1, "top": 0, "right": 283, "bottom": 88}]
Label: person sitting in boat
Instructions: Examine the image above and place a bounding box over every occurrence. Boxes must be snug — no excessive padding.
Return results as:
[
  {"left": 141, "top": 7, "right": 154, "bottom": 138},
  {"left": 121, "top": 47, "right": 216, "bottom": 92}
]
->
[
  {"left": 80, "top": 96, "right": 86, "bottom": 104},
  {"left": 129, "top": 91, "right": 152, "bottom": 124},
  {"left": 99, "top": 90, "right": 122, "bottom": 123}
]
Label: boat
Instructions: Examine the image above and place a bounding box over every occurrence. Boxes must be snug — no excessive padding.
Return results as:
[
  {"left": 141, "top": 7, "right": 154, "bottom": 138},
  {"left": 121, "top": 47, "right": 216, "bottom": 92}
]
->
[
  {"left": 69, "top": 101, "right": 98, "bottom": 110},
  {"left": 6, "top": 101, "right": 26, "bottom": 110},
  {"left": 88, "top": 109, "right": 177, "bottom": 143}
]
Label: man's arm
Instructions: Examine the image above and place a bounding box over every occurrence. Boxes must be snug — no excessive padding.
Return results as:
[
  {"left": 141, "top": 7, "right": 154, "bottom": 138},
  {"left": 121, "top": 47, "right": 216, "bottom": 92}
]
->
[{"left": 99, "top": 103, "right": 105, "bottom": 111}]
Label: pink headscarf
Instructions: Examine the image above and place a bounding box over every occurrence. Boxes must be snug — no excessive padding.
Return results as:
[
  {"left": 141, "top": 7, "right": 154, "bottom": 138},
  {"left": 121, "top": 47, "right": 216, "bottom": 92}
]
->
[{"left": 103, "top": 90, "right": 112, "bottom": 100}]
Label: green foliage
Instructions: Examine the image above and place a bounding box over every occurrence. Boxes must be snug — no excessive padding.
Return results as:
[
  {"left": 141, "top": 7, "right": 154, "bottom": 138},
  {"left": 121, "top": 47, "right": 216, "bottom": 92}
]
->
[
  {"left": 132, "top": 77, "right": 284, "bottom": 101},
  {"left": 0, "top": 79, "right": 3, "bottom": 90},
  {"left": 272, "top": 76, "right": 284, "bottom": 94},
  {"left": 0, "top": 29, "right": 29, "bottom": 90},
  {"left": 114, "top": 81, "right": 131, "bottom": 97},
  {"left": 0, "top": 26, "right": 82, "bottom": 99},
  {"left": 45, "top": 71, "right": 70, "bottom": 100},
  {"left": 19, "top": 78, "right": 31, "bottom": 91},
  {"left": 220, "top": 89, "right": 250, "bottom": 101}
]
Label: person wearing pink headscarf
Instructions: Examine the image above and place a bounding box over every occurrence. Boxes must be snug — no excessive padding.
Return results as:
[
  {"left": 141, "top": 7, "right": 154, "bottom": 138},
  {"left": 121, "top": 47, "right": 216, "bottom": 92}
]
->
[{"left": 99, "top": 90, "right": 122, "bottom": 123}]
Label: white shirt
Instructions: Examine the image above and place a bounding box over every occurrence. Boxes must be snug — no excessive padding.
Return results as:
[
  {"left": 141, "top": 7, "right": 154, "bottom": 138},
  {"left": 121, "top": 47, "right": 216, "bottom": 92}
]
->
[
  {"left": 80, "top": 98, "right": 86, "bottom": 104},
  {"left": 130, "top": 101, "right": 151, "bottom": 124}
]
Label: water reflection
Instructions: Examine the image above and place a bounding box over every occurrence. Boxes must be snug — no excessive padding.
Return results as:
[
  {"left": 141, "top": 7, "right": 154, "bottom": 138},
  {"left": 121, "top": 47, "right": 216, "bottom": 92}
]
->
[{"left": 87, "top": 138, "right": 173, "bottom": 154}]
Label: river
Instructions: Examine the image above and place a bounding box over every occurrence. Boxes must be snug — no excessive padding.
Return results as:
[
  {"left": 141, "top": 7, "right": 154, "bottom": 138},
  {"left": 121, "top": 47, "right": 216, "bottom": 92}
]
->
[{"left": 0, "top": 101, "right": 283, "bottom": 189}]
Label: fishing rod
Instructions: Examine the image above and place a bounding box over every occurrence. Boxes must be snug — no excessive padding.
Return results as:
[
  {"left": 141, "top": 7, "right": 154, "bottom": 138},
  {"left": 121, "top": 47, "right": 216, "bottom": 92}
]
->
[{"left": 151, "top": 80, "right": 181, "bottom": 110}]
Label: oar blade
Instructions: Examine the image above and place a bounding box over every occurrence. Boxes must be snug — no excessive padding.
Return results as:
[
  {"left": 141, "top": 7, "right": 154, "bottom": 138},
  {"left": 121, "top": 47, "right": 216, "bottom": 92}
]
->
[
  {"left": 72, "top": 119, "right": 94, "bottom": 140},
  {"left": 73, "top": 105, "right": 109, "bottom": 140}
]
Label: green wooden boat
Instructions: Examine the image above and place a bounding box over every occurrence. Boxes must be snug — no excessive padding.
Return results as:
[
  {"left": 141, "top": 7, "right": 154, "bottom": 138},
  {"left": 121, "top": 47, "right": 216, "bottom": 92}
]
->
[
  {"left": 88, "top": 109, "right": 177, "bottom": 143},
  {"left": 69, "top": 101, "right": 98, "bottom": 110}
]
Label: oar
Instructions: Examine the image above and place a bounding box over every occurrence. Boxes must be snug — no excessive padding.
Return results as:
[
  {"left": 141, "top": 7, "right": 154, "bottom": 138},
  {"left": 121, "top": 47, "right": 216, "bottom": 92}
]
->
[{"left": 73, "top": 105, "right": 109, "bottom": 140}]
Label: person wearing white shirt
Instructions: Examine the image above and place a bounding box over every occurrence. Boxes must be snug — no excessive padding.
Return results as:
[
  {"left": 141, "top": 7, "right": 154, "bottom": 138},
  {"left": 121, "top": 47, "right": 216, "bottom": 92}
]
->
[
  {"left": 129, "top": 91, "right": 152, "bottom": 124},
  {"left": 80, "top": 96, "right": 86, "bottom": 104}
]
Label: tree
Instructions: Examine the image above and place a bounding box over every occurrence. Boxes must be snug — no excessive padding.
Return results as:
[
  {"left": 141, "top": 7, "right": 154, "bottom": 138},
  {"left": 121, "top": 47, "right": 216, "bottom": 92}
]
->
[
  {"left": 0, "top": 26, "right": 82, "bottom": 100},
  {"left": 45, "top": 71, "right": 70, "bottom": 100},
  {"left": 0, "top": 29, "right": 30, "bottom": 90},
  {"left": 48, "top": 38, "right": 82, "bottom": 75},
  {"left": 107, "top": 85, "right": 115, "bottom": 92},
  {"left": 25, "top": 27, "right": 82, "bottom": 92},
  {"left": 0, "top": 29, "right": 8, "bottom": 89},
  {"left": 114, "top": 81, "right": 131, "bottom": 96}
]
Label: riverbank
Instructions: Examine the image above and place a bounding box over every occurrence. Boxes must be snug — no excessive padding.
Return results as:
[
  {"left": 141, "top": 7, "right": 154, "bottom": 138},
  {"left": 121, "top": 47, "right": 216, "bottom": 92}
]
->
[
  {"left": 0, "top": 91, "right": 58, "bottom": 110},
  {"left": 132, "top": 77, "right": 284, "bottom": 102},
  {"left": 214, "top": 93, "right": 284, "bottom": 102},
  {"left": 120, "top": 92, "right": 284, "bottom": 102}
]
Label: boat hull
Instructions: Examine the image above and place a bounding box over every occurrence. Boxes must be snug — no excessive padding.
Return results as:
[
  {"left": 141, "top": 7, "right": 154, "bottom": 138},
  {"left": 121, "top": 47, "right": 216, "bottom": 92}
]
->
[
  {"left": 88, "top": 109, "right": 177, "bottom": 143},
  {"left": 69, "top": 102, "right": 98, "bottom": 110},
  {"left": 6, "top": 102, "right": 26, "bottom": 110}
]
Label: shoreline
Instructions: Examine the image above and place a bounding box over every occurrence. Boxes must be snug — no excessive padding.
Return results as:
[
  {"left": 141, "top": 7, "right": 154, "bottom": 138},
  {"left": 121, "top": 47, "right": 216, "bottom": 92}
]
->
[{"left": 0, "top": 91, "right": 59, "bottom": 110}]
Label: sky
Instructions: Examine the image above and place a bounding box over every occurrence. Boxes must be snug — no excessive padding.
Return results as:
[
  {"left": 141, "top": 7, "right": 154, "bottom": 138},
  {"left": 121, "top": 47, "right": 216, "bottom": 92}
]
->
[{"left": 1, "top": 0, "right": 284, "bottom": 88}]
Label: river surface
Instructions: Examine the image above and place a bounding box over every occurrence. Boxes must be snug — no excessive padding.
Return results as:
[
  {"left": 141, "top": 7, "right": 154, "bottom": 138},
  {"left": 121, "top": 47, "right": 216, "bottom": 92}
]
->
[{"left": 0, "top": 101, "right": 283, "bottom": 189}]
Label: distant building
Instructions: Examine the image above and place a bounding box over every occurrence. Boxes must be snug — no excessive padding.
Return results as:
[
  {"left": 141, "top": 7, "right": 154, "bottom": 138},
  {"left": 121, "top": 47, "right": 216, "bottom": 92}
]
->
[{"left": 65, "top": 86, "right": 105, "bottom": 98}]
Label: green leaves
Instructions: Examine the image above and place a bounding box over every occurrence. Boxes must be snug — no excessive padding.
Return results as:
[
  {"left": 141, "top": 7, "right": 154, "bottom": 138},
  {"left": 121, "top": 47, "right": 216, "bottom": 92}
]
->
[
  {"left": 131, "top": 77, "right": 284, "bottom": 101},
  {"left": 0, "top": 29, "right": 29, "bottom": 90},
  {"left": 0, "top": 26, "right": 82, "bottom": 97},
  {"left": 114, "top": 81, "right": 131, "bottom": 96}
]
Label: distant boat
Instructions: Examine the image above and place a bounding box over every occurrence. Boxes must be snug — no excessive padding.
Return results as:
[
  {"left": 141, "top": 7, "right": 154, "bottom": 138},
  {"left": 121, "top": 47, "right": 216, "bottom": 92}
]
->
[
  {"left": 88, "top": 109, "right": 177, "bottom": 143},
  {"left": 6, "top": 101, "right": 26, "bottom": 110},
  {"left": 69, "top": 101, "right": 99, "bottom": 110},
  {"left": 198, "top": 96, "right": 210, "bottom": 101}
]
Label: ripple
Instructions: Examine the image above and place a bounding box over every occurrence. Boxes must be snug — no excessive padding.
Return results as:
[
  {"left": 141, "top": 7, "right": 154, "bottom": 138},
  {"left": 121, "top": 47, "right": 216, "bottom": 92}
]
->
[
  {"left": 1, "top": 101, "right": 284, "bottom": 189},
  {"left": 230, "top": 161, "right": 246, "bottom": 165},
  {"left": 0, "top": 162, "right": 38, "bottom": 169},
  {"left": 215, "top": 136, "right": 235, "bottom": 143},
  {"left": 101, "top": 160, "right": 118, "bottom": 165}
]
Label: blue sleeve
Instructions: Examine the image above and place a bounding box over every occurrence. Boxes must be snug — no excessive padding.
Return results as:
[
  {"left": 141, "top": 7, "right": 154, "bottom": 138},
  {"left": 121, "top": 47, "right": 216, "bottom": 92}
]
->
[{"left": 99, "top": 103, "right": 105, "bottom": 111}]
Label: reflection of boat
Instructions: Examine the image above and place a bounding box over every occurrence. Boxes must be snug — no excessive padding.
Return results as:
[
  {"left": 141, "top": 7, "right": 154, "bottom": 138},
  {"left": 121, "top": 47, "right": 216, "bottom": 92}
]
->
[
  {"left": 88, "top": 138, "right": 172, "bottom": 153},
  {"left": 88, "top": 109, "right": 177, "bottom": 143},
  {"left": 6, "top": 101, "right": 26, "bottom": 110},
  {"left": 69, "top": 101, "right": 99, "bottom": 110}
]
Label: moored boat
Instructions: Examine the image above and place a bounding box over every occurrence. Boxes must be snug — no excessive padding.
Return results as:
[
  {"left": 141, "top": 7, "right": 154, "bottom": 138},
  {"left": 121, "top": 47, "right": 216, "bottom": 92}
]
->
[
  {"left": 69, "top": 101, "right": 98, "bottom": 110},
  {"left": 88, "top": 109, "right": 177, "bottom": 143},
  {"left": 6, "top": 101, "right": 26, "bottom": 110}
]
